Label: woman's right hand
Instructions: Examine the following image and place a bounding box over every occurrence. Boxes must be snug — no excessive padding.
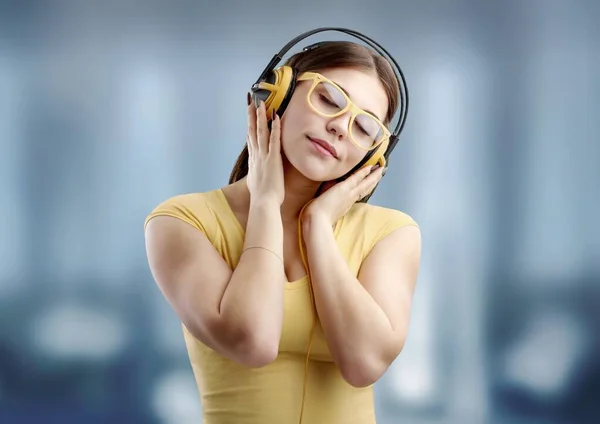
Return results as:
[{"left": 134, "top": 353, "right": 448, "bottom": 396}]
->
[{"left": 246, "top": 94, "right": 285, "bottom": 206}]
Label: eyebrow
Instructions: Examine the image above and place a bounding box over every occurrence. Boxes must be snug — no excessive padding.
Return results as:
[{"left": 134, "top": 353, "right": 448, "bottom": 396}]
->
[{"left": 334, "top": 80, "right": 382, "bottom": 121}]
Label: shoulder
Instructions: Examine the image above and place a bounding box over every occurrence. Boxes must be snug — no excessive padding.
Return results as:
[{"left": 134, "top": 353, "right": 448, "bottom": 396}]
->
[
  {"left": 349, "top": 202, "right": 417, "bottom": 223},
  {"left": 347, "top": 204, "right": 421, "bottom": 288},
  {"left": 346, "top": 202, "right": 418, "bottom": 240},
  {"left": 144, "top": 189, "right": 225, "bottom": 237},
  {"left": 332, "top": 202, "right": 419, "bottom": 261}
]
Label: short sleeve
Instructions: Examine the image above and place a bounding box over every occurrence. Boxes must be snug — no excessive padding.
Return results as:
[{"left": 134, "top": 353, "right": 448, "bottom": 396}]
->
[
  {"left": 143, "top": 193, "right": 214, "bottom": 240},
  {"left": 354, "top": 206, "right": 419, "bottom": 260},
  {"left": 337, "top": 203, "right": 419, "bottom": 266},
  {"left": 372, "top": 208, "right": 419, "bottom": 246}
]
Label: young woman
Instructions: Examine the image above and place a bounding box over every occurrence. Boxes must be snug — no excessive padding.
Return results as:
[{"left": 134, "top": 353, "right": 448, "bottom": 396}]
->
[{"left": 144, "top": 37, "right": 421, "bottom": 424}]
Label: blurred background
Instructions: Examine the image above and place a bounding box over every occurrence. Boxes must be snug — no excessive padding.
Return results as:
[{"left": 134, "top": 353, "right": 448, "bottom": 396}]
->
[{"left": 1, "top": 0, "right": 598, "bottom": 423}]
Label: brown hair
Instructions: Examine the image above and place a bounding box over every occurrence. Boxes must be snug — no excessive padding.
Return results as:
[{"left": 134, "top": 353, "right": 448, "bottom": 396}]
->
[{"left": 228, "top": 41, "right": 400, "bottom": 201}]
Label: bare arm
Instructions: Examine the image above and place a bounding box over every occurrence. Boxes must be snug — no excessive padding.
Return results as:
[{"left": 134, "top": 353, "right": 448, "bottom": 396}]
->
[
  {"left": 302, "top": 213, "right": 421, "bottom": 387},
  {"left": 144, "top": 198, "right": 285, "bottom": 368}
]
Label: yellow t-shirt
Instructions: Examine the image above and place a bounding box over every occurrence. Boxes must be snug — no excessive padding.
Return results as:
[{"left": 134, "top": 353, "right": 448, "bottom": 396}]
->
[{"left": 144, "top": 188, "right": 417, "bottom": 424}]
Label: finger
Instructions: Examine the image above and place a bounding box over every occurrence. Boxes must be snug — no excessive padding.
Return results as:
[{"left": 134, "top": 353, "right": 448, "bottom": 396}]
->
[
  {"left": 247, "top": 96, "right": 258, "bottom": 155},
  {"left": 356, "top": 181, "right": 377, "bottom": 202},
  {"left": 366, "top": 174, "right": 384, "bottom": 198},
  {"left": 256, "top": 100, "right": 269, "bottom": 153},
  {"left": 268, "top": 111, "right": 280, "bottom": 155},
  {"left": 320, "top": 180, "right": 337, "bottom": 194},
  {"left": 246, "top": 133, "right": 255, "bottom": 167},
  {"left": 352, "top": 166, "right": 384, "bottom": 198},
  {"left": 345, "top": 164, "right": 375, "bottom": 189}
]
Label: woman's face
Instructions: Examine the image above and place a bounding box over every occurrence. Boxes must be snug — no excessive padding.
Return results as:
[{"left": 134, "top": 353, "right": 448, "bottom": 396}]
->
[{"left": 280, "top": 67, "right": 389, "bottom": 182}]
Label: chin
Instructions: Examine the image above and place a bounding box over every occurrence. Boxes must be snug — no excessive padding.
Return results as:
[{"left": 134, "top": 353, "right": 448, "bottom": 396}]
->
[
  {"left": 282, "top": 136, "right": 357, "bottom": 182},
  {"left": 289, "top": 158, "right": 331, "bottom": 182}
]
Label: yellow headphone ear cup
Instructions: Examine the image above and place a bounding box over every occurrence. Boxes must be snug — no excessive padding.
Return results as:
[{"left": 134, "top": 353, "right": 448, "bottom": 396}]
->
[
  {"left": 361, "top": 138, "right": 389, "bottom": 170},
  {"left": 252, "top": 66, "right": 296, "bottom": 119}
]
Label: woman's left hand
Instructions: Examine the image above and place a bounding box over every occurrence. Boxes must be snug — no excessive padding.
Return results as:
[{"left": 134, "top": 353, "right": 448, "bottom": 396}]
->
[{"left": 302, "top": 164, "right": 386, "bottom": 228}]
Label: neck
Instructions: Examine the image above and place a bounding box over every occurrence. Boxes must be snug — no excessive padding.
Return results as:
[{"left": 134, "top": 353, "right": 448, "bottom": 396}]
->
[
  {"left": 233, "top": 157, "right": 322, "bottom": 225},
  {"left": 279, "top": 157, "right": 322, "bottom": 224}
]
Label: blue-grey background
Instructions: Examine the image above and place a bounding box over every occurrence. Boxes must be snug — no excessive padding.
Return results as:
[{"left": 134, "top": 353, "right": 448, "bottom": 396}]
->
[{"left": 0, "top": 1, "right": 598, "bottom": 423}]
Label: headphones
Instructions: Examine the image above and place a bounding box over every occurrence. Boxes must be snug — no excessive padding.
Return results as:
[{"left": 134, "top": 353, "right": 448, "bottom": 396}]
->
[
  {"left": 249, "top": 28, "right": 409, "bottom": 424},
  {"left": 250, "top": 27, "right": 409, "bottom": 177}
]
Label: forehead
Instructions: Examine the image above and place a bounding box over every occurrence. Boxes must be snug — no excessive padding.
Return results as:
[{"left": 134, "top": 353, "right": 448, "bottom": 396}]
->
[{"left": 318, "top": 68, "right": 388, "bottom": 121}]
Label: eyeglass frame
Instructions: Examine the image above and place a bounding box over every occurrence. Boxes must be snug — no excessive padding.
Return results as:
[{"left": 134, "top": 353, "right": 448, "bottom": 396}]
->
[{"left": 296, "top": 71, "right": 391, "bottom": 151}]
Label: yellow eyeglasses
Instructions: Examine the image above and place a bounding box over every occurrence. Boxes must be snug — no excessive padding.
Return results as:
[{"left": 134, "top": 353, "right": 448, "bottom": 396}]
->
[{"left": 296, "top": 71, "right": 391, "bottom": 151}]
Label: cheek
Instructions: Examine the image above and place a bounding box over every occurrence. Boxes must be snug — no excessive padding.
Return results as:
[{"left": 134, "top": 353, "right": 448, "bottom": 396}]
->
[
  {"left": 280, "top": 107, "right": 308, "bottom": 145},
  {"left": 279, "top": 117, "right": 295, "bottom": 146},
  {"left": 279, "top": 118, "right": 303, "bottom": 159},
  {"left": 344, "top": 146, "right": 369, "bottom": 169}
]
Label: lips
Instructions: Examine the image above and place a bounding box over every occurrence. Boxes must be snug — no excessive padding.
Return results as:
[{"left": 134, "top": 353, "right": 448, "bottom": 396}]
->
[{"left": 308, "top": 136, "right": 338, "bottom": 158}]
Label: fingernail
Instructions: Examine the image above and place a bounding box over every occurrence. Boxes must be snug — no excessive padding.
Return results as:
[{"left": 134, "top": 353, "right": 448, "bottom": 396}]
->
[
  {"left": 370, "top": 164, "right": 380, "bottom": 172},
  {"left": 254, "top": 97, "right": 260, "bottom": 108},
  {"left": 247, "top": 92, "right": 251, "bottom": 106},
  {"left": 382, "top": 167, "right": 387, "bottom": 176}
]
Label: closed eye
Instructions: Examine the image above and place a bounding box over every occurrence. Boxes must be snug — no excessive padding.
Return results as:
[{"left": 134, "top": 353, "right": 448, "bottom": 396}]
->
[{"left": 319, "top": 94, "right": 339, "bottom": 108}]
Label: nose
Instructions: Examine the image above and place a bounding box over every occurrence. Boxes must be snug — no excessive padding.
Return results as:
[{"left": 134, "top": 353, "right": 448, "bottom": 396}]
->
[{"left": 326, "top": 113, "right": 351, "bottom": 141}]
